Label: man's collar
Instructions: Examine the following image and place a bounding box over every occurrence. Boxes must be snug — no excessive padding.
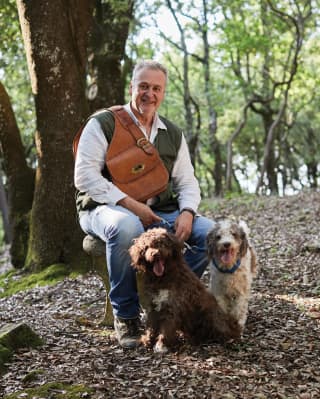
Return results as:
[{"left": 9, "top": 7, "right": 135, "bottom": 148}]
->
[{"left": 124, "top": 103, "right": 167, "bottom": 131}]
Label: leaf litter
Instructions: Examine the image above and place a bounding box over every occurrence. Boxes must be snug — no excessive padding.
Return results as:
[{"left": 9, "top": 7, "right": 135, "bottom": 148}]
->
[{"left": 0, "top": 191, "right": 319, "bottom": 398}]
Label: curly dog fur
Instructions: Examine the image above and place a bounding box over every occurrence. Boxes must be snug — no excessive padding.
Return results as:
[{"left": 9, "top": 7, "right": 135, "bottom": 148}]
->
[
  {"left": 207, "top": 218, "right": 257, "bottom": 332},
  {"left": 129, "top": 227, "right": 241, "bottom": 352}
]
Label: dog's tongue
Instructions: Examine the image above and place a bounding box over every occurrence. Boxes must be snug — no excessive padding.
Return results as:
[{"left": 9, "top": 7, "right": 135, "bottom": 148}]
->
[
  {"left": 153, "top": 258, "right": 165, "bottom": 277},
  {"left": 221, "top": 248, "right": 233, "bottom": 265}
]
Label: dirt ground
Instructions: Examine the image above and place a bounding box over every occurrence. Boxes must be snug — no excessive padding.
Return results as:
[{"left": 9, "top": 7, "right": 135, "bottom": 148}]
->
[{"left": 0, "top": 191, "right": 319, "bottom": 398}]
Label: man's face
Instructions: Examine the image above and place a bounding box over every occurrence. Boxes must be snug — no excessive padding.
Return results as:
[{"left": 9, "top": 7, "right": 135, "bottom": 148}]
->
[{"left": 129, "top": 67, "right": 166, "bottom": 119}]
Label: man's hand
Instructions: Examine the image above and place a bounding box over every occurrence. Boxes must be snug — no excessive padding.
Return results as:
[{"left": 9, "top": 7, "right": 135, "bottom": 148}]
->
[
  {"left": 117, "top": 196, "right": 162, "bottom": 228},
  {"left": 174, "top": 211, "right": 193, "bottom": 242}
]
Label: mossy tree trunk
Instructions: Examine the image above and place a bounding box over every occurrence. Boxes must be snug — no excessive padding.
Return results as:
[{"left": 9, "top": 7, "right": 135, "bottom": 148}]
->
[
  {"left": 16, "top": 0, "right": 94, "bottom": 271},
  {"left": 87, "top": 0, "right": 134, "bottom": 110},
  {"left": 0, "top": 82, "right": 35, "bottom": 268}
]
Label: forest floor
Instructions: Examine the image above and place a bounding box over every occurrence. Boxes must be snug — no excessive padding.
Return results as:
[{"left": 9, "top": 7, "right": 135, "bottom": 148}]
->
[{"left": 0, "top": 191, "right": 320, "bottom": 399}]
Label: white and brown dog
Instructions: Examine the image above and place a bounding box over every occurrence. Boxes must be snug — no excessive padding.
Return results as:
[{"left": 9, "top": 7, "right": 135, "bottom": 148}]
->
[{"left": 206, "top": 218, "right": 257, "bottom": 333}]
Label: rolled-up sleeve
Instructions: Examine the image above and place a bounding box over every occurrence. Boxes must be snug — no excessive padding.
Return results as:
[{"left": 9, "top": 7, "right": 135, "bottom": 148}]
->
[{"left": 171, "top": 134, "right": 201, "bottom": 212}]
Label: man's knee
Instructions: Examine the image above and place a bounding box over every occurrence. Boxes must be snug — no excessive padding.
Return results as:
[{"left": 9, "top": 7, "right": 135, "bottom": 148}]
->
[{"left": 109, "top": 216, "right": 144, "bottom": 248}]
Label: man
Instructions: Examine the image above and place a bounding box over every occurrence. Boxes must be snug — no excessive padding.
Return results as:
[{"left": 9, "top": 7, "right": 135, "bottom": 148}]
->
[{"left": 74, "top": 60, "right": 214, "bottom": 348}]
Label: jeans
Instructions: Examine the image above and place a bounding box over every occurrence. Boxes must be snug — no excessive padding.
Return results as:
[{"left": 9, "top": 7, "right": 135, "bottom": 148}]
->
[{"left": 79, "top": 205, "right": 215, "bottom": 319}]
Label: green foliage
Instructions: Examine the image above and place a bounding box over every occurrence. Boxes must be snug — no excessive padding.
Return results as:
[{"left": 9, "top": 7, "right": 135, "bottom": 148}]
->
[
  {"left": 3, "top": 382, "right": 94, "bottom": 399},
  {"left": 0, "top": 1, "right": 22, "bottom": 62},
  {"left": 0, "top": 0, "right": 36, "bottom": 164},
  {"left": 0, "top": 264, "right": 73, "bottom": 298}
]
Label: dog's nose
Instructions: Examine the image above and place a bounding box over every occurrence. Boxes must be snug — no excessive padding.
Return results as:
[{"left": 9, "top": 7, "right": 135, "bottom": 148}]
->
[{"left": 223, "top": 242, "right": 231, "bottom": 249}]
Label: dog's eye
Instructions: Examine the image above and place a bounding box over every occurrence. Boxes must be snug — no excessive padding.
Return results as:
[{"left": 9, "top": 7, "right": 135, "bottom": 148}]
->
[{"left": 216, "top": 234, "right": 221, "bottom": 240}]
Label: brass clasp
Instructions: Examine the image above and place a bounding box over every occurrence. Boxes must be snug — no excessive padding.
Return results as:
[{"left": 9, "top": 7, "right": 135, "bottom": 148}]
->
[{"left": 131, "top": 163, "right": 145, "bottom": 174}]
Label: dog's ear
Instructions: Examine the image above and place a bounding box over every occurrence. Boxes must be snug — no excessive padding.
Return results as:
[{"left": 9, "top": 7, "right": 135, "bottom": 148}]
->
[
  {"left": 238, "top": 220, "right": 249, "bottom": 236},
  {"left": 250, "top": 246, "right": 257, "bottom": 275},
  {"left": 128, "top": 243, "right": 146, "bottom": 272},
  {"left": 206, "top": 227, "right": 218, "bottom": 259},
  {"left": 166, "top": 231, "right": 184, "bottom": 256},
  {"left": 238, "top": 223, "right": 249, "bottom": 258}
]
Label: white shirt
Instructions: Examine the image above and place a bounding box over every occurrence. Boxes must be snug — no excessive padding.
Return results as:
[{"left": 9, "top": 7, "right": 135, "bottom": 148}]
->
[{"left": 74, "top": 104, "right": 201, "bottom": 212}]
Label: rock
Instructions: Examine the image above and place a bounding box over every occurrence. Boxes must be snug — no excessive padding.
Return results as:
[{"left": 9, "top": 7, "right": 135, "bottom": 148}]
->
[
  {"left": 82, "top": 235, "right": 147, "bottom": 327},
  {"left": 0, "top": 322, "right": 43, "bottom": 373},
  {"left": 83, "top": 235, "right": 106, "bottom": 257},
  {"left": 302, "top": 240, "right": 320, "bottom": 253}
]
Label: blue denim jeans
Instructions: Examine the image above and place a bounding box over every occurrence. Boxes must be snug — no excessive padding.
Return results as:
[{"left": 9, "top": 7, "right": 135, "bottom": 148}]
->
[{"left": 79, "top": 205, "right": 215, "bottom": 319}]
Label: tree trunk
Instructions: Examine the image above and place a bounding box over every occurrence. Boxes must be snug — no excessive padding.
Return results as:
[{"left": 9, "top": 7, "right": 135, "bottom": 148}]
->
[
  {"left": 202, "top": 1, "right": 222, "bottom": 196},
  {"left": 165, "top": 0, "right": 196, "bottom": 165},
  {"left": 307, "top": 162, "right": 318, "bottom": 189},
  {"left": 16, "top": 0, "right": 94, "bottom": 271},
  {"left": 306, "top": 127, "right": 318, "bottom": 189},
  {"left": 0, "top": 81, "right": 34, "bottom": 267},
  {"left": 256, "top": 101, "right": 290, "bottom": 195},
  {"left": 0, "top": 170, "right": 12, "bottom": 244},
  {"left": 226, "top": 101, "right": 251, "bottom": 191},
  {"left": 87, "top": 0, "right": 134, "bottom": 110}
]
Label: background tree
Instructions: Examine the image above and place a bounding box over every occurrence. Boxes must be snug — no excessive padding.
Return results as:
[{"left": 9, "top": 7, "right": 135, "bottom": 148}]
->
[
  {"left": 87, "top": 0, "right": 135, "bottom": 110},
  {"left": 0, "top": 82, "right": 34, "bottom": 267},
  {"left": 0, "top": 170, "right": 11, "bottom": 244},
  {"left": 16, "top": 0, "right": 94, "bottom": 271},
  {"left": 0, "top": 0, "right": 35, "bottom": 260},
  {"left": 255, "top": 0, "right": 312, "bottom": 194},
  {"left": 219, "top": 0, "right": 313, "bottom": 194}
]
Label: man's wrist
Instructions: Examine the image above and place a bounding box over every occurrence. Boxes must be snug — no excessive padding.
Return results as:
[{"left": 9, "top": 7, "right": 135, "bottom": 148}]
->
[{"left": 180, "top": 208, "right": 196, "bottom": 219}]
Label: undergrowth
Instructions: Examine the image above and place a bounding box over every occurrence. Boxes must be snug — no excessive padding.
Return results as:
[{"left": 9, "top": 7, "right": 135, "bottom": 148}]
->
[
  {"left": 0, "top": 264, "right": 77, "bottom": 298},
  {"left": 3, "top": 382, "right": 94, "bottom": 399}
]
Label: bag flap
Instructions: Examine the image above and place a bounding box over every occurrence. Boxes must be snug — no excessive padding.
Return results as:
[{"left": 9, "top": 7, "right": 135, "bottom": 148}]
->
[{"left": 107, "top": 146, "right": 168, "bottom": 184}]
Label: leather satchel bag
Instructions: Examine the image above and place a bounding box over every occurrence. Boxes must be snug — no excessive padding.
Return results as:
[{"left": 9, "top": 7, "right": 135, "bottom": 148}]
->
[{"left": 73, "top": 106, "right": 169, "bottom": 202}]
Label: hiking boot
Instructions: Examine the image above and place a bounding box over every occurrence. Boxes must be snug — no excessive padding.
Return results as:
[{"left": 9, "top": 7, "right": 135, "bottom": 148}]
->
[{"left": 114, "top": 316, "right": 141, "bottom": 349}]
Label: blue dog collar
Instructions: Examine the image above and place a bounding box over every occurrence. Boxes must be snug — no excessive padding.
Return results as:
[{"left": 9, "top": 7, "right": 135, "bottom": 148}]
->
[{"left": 212, "top": 258, "right": 241, "bottom": 274}]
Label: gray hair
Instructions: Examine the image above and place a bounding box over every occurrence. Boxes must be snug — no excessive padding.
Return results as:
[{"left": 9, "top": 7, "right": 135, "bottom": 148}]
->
[{"left": 132, "top": 60, "right": 168, "bottom": 83}]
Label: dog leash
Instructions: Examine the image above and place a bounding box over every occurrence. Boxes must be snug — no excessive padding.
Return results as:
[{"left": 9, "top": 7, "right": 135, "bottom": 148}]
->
[
  {"left": 158, "top": 218, "right": 198, "bottom": 254},
  {"left": 183, "top": 242, "right": 197, "bottom": 254}
]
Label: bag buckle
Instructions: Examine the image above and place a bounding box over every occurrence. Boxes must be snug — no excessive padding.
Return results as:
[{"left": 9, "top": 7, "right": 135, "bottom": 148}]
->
[{"left": 136, "top": 137, "right": 153, "bottom": 154}]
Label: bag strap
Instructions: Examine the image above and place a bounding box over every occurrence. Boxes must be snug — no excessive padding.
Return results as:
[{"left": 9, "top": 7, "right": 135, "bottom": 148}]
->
[
  {"left": 109, "top": 106, "right": 155, "bottom": 155},
  {"left": 73, "top": 105, "right": 156, "bottom": 159},
  {"left": 72, "top": 108, "right": 109, "bottom": 159}
]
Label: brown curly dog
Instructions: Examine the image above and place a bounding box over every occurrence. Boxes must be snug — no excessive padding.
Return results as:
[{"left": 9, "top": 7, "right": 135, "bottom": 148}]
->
[{"left": 129, "top": 227, "right": 241, "bottom": 352}]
